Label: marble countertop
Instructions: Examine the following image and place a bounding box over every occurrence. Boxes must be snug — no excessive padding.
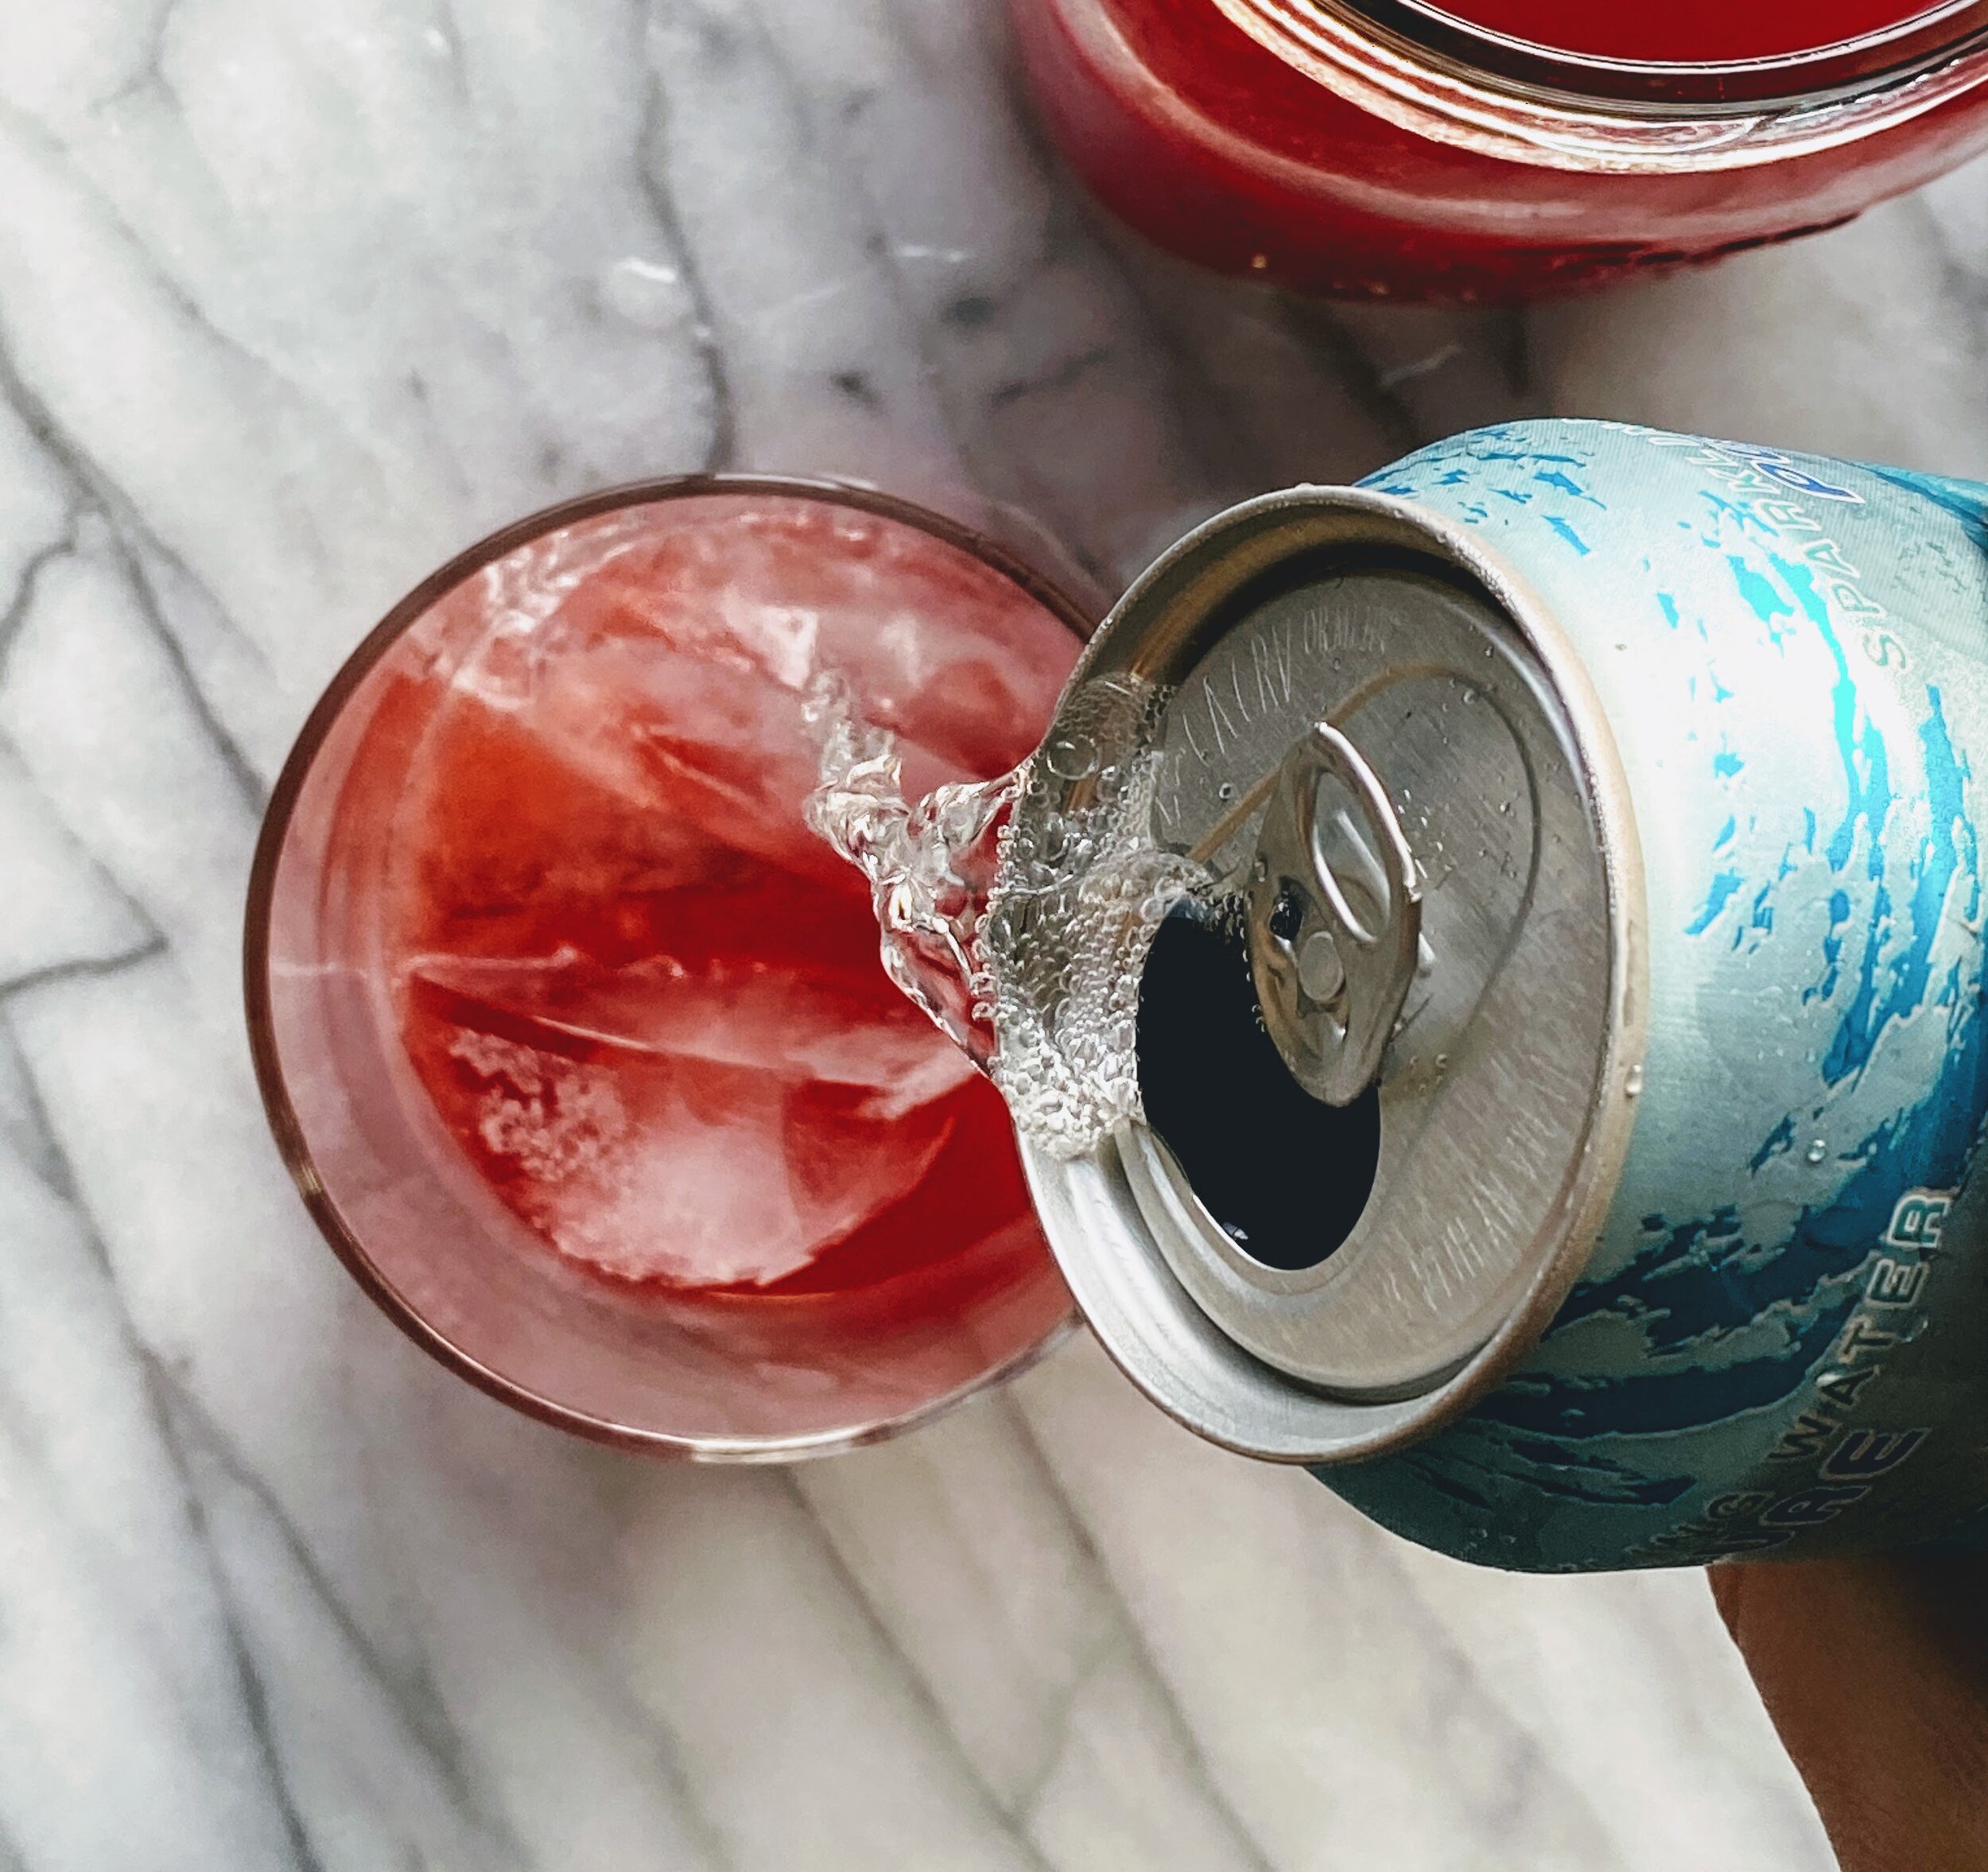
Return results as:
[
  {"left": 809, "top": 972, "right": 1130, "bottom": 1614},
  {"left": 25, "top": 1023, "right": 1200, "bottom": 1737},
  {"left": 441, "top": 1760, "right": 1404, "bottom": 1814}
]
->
[{"left": 10, "top": 3, "right": 1988, "bottom": 1866}]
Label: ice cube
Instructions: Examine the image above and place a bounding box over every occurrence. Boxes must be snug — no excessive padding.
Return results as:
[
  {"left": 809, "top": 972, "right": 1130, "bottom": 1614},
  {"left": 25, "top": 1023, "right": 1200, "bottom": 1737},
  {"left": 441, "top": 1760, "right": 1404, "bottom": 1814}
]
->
[
  {"left": 406, "top": 950, "right": 977, "bottom": 1104},
  {"left": 516, "top": 1057, "right": 957, "bottom": 1287},
  {"left": 375, "top": 491, "right": 1077, "bottom": 1293}
]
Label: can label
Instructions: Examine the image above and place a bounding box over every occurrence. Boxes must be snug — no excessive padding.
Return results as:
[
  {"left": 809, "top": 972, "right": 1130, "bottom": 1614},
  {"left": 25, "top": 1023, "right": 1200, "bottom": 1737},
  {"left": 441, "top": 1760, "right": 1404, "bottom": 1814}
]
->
[{"left": 1322, "top": 421, "right": 1988, "bottom": 1569}]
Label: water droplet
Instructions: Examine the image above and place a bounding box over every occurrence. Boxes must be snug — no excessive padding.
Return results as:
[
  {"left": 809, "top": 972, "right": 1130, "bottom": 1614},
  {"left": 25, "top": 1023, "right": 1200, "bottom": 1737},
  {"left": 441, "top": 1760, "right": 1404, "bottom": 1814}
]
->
[
  {"left": 1806, "top": 1138, "right": 1828, "bottom": 1165},
  {"left": 1498, "top": 799, "right": 1513, "bottom": 815},
  {"left": 1625, "top": 1062, "right": 1644, "bottom": 1097},
  {"left": 1217, "top": 781, "right": 1237, "bottom": 802},
  {"left": 1461, "top": 688, "right": 1477, "bottom": 704},
  {"left": 1434, "top": 1052, "right": 1450, "bottom": 1073},
  {"left": 1044, "top": 732, "right": 1100, "bottom": 781},
  {"left": 600, "top": 255, "right": 685, "bottom": 329}
]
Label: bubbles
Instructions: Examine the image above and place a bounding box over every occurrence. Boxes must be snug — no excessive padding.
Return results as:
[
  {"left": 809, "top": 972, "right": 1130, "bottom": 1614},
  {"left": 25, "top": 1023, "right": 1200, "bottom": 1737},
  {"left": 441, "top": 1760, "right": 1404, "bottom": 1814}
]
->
[
  {"left": 1625, "top": 1062, "right": 1644, "bottom": 1097},
  {"left": 802, "top": 672, "right": 1017, "bottom": 1073},
  {"left": 805, "top": 667, "right": 1211, "bottom": 1162},
  {"left": 1806, "top": 1138, "right": 1829, "bottom": 1165},
  {"left": 981, "top": 673, "right": 1208, "bottom": 1159}
]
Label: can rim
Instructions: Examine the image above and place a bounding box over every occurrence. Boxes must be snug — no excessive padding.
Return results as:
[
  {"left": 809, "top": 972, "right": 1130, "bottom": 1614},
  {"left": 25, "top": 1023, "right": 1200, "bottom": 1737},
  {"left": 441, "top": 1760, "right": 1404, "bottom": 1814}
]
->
[
  {"left": 1018, "top": 482, "right": 1649, "bottom": 1464},
  {"left": 243, "top": 472, "right": 1093, "bottom": 1462}
]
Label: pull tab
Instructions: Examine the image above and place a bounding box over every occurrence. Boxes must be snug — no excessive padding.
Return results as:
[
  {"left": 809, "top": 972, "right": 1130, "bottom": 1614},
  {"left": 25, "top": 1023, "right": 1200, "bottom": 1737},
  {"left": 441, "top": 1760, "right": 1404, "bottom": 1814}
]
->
[{"left": 1248, "top": 722, "right": 1422, "bottom": 1108}]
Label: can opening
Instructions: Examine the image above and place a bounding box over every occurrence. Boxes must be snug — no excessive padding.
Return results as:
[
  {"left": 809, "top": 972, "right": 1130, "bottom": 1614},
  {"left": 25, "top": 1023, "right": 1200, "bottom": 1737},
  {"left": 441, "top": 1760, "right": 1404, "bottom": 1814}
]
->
[{"left": 1138, "top": 903, "right": 1381, "bottom": 1271}]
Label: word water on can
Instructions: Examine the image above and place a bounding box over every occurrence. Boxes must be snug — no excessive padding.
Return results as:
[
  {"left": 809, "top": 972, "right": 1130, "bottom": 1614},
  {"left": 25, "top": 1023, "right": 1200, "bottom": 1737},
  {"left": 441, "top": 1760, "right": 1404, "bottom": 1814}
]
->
[{"left": 1016, "top": 418, "right": 1988, "bottom": 1571}]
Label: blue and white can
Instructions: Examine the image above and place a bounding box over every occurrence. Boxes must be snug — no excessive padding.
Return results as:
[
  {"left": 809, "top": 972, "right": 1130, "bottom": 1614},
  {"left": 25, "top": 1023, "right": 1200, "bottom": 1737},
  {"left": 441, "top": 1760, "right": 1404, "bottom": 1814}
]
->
[{"left": 1019, "top": 418, "right": 1988, "bottom": 1571}]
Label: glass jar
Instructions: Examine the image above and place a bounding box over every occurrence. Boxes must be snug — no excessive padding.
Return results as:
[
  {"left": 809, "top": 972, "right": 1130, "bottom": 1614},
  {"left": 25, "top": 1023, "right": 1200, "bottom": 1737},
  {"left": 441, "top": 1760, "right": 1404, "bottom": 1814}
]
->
[{"left": 1008, "top": 0, "right": 1988, "bottom": 300}]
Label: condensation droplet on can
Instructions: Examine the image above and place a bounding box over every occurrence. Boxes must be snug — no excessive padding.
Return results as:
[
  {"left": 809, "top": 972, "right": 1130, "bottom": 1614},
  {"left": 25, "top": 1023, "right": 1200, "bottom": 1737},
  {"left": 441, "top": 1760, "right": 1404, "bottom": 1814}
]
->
[
  {"left": 1217, "top": 781, "right": 1237, "bottom": 801},
  {"left": 1806, "top": 1138, "right": 1828, "bottom": 1164},
  {"left": 1625, "top": 1063, "right": 1644, "bottom": 1097},
  {"left": 1044, "top": 732, "right": 1101, "bottom": 780}
]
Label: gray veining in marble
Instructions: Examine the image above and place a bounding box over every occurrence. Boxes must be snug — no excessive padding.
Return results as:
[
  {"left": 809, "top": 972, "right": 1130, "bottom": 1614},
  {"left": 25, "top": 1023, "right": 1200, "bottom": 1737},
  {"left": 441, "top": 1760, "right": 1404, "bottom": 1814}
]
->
[{"left": 10, "top": 1, "right": 1986, "bottom": 1866}]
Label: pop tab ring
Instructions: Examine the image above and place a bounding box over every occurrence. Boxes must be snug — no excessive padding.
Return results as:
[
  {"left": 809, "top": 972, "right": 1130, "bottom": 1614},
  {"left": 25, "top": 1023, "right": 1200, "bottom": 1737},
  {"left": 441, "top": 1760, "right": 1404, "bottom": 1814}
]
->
[{"left": 1248, "top": 720, "right": 1423, "bottom": 1109}]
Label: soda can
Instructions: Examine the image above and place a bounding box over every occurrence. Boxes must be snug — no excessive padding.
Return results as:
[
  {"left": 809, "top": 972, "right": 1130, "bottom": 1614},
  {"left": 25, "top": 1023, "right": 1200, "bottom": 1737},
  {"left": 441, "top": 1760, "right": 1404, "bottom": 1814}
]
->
[{"left": 1016, "top": 418, "right": 1988, "bottom": 1571}]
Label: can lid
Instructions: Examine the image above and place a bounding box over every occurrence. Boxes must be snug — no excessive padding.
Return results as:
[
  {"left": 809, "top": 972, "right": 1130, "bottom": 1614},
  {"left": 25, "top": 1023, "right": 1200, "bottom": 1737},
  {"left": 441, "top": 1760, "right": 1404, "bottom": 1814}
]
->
[{"left": 1015, "top": 489, "right": 1646, "bottom": 1462}]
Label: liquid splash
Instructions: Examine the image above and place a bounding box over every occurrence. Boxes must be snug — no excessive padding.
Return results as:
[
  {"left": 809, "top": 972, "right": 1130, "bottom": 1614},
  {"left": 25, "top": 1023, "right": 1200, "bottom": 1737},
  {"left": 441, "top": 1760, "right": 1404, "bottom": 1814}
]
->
[
  {"left": 807, "top": 670, "right": 1209, "bottom": 1158},
  {"left": 802, "top": 674, "right": 1015, "bottom": 1073}
]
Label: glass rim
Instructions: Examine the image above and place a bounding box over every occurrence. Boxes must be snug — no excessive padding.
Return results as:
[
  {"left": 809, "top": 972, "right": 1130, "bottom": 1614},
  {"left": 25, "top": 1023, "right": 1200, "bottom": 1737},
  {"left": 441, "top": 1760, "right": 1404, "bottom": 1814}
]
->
[
  {"left": 243, "top": 472, "right": 1094, "bottom": 1460},
  {"left": 1308, "top": 0, "right": 1988, "bottom": 110}
]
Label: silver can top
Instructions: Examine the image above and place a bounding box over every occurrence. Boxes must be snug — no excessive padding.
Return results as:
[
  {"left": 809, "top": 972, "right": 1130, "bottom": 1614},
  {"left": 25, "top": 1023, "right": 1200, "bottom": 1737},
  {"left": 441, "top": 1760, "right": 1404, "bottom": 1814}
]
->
[{"left": 1015, "top": 488, "right": 1645, "bottom": 1462}]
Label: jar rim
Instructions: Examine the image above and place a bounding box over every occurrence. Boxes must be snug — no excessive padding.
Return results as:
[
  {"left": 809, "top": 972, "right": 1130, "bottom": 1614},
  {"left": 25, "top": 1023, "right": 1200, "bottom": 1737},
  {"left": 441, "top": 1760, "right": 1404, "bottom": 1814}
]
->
[
  {"left": 1233, "top": 0, "right": 1988, "bottom": 112},
  {"left": 1216, "top": 0, "right": 1988, "bottom": 171}
]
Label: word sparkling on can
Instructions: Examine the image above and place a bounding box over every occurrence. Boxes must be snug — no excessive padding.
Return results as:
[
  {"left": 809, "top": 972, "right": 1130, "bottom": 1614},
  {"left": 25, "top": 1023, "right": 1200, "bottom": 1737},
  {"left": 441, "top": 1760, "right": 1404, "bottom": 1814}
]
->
[{"left": 1015, "top": 418, "right": 1988, "bottom": 1571}]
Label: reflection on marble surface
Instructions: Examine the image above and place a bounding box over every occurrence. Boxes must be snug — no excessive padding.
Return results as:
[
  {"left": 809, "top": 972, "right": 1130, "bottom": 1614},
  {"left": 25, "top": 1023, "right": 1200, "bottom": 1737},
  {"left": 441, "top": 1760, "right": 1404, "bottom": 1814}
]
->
[{"left": 10, "top": 1, "right": 1988, "bottom": 1865}]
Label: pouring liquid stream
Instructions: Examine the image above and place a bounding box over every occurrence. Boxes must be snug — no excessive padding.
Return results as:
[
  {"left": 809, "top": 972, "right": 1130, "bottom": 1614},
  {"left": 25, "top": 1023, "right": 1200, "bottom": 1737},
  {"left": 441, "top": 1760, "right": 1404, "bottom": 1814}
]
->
[{"left": 806, "top": 670, "right": 1212, "bottom": 1159}]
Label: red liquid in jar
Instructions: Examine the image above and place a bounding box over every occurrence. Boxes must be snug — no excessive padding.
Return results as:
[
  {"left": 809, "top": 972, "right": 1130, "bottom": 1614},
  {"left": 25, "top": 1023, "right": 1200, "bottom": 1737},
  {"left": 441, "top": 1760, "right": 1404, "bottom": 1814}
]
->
[
  {"left": 1429, "top": 0, "right": 1940, "bottom": 62},
  {"left": 367, "top": 497, "right": 1079, "bottom": 1308},
  {"left": 1008, "top": 0, "right": 1988, "bottom": 300}
]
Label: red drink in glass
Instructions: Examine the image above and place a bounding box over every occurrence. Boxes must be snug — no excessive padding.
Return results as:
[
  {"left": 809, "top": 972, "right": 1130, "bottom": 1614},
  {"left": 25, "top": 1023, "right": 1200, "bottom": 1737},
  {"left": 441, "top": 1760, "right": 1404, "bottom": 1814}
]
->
[
  {"left": 247, "top": 480, "right": 1085, "bottom": 1454},
  {"left": 1007, "top": 0, "right": 1988, "bottom": 300}
]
